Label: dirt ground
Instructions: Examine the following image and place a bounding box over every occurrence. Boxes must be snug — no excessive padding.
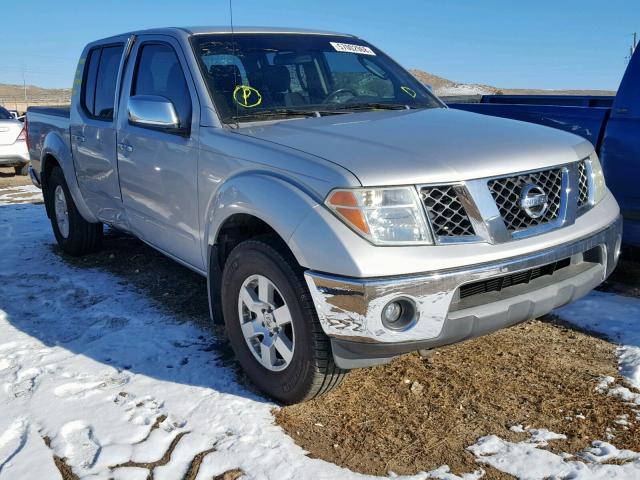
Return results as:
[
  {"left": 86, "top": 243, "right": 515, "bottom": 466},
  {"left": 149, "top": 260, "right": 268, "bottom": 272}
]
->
[
  {"left": 274, "top": 255, "right": 640, "bottom": 477},
  {"left": 4, "top": 181, "right": 640, "bottom": 478},
  {"left": 57, "top": 220, "right": 640, "bottom": 478},
  {"left": 275, "top": 319, "right": 639, "bottom": 477},
  {"left": 0, "top": 166, "right": 31, "bottom": 188}
]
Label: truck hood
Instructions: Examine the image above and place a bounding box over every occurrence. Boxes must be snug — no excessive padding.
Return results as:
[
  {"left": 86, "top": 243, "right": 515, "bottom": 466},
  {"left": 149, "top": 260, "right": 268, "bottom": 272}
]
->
[{"left": 235, "top": 107, "right": 592, "bottom": 186}]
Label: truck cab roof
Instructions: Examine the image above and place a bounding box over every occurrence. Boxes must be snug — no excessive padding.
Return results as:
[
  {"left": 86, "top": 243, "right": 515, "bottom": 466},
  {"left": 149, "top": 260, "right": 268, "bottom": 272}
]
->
[{"left": 93, "top": 26, "right": 355, "bottom": 45}]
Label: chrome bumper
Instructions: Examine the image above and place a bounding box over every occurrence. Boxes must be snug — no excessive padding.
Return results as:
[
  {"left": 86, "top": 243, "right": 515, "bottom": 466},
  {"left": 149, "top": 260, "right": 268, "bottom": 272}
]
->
[{"left": 305, "top": 215, "right": 622, "bottom": 350}]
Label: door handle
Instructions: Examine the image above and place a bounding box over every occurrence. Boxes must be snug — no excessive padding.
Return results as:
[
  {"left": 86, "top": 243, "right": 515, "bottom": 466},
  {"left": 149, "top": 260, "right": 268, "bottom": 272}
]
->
[
  {"left": 117, "top": 143, "right": 134, "bottom": 153},
  {"left": 71, "top": 134, "right": 86, "bottom": 143}
]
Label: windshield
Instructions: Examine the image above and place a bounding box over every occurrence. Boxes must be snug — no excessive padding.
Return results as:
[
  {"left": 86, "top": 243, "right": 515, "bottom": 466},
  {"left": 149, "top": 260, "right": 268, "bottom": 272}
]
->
[
  {"left": 191, "top": 33, "right": 443, "bottom": 124},
  {"left": 0, "top": 107, "right": 11, "bottom": 120}
]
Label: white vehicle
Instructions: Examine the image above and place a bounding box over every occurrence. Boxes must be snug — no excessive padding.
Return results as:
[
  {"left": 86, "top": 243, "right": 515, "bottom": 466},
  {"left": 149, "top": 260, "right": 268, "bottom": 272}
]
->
[{"left": 0, "top": 106, "right": 29, "bottom": 175}]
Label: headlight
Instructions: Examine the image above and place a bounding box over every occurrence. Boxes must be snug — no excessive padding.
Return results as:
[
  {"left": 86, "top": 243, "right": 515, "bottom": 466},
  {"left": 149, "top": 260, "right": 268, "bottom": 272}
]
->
[
  {"left": 590, "top": 153, "right": 607, "bottom": 205},
  {"left": 325, "top": 187, "right": 433, "bottom": 245}
]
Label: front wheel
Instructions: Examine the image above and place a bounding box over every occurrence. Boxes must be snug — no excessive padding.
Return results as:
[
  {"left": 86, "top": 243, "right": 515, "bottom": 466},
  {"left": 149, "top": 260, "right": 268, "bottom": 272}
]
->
[
  {"left": 45, "top": 166, "right": 102, "bottom": 255},
  {"left": 221, "top": 238, "right": 346, "bottom": 404}
]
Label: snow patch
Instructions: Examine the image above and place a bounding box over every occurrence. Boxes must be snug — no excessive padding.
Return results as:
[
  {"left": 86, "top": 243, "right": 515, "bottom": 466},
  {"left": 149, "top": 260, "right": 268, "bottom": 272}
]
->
[
  {"left": 1, "top": 195, "right": 482, "bottom": 480},
  {"left": 554, "top": 291, "right": 640, "bottom": 390},
  {"left": 435, "top": 84, "right": 495, "bottom": 96},
  {"left": 469, "top": 432, "right": 640, "bottom": 479}
]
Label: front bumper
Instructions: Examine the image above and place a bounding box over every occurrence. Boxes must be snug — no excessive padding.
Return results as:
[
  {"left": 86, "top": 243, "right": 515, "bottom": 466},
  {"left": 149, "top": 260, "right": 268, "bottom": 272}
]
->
[
  {"left": 0, "top": 141, "right": 29, "bottom": 167},
  {"left": 304, "top": 215, "right": 623, "bottom": 368}
]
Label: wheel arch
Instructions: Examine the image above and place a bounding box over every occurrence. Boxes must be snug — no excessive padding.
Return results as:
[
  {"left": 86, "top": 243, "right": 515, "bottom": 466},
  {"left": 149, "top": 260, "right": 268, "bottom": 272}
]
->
[
  {"left": 40, "top": 133, "right": 98, "bottom": 223},
  {"left": 204, "top": 173, "right": 321, "bottom": 323}
]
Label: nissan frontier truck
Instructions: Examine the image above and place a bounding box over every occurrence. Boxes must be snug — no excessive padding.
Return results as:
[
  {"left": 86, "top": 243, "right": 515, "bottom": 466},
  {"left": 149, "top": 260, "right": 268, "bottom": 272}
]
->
[{"left": 26, "top": 27, "right": 622, "bottom": 404}]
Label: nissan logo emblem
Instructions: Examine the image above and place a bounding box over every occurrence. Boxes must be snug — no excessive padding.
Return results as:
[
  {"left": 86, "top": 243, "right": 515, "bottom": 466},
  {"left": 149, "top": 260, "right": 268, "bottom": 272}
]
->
[{"left": 519, "top": 184, "right": 549, "bottom": 219}]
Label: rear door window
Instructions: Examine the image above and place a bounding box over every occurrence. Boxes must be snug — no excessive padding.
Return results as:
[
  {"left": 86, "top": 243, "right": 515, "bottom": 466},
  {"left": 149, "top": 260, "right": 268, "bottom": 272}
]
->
[
  {"left": 81, "top": 48, "right": 101, "bottom": 116},
  {"left": 81, "top": 44, "right": 123, "bottom": 120},
  {"left": 94, "top": 46, "right": 124, "bottom": 120}
]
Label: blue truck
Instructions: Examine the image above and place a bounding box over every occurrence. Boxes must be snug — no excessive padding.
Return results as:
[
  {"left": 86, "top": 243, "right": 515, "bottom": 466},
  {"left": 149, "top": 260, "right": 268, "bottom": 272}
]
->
[{"left": 448, "top": 47, "right": 639, "bottom": 246}]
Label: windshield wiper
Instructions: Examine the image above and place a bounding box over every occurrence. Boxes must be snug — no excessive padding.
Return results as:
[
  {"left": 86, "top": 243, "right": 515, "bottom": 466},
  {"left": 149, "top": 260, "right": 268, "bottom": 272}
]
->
[
  {"left": 231, "top": 108, "right": 323, "bottom": 121},
  {"left": 328, "top": 103, "right": 413, "bottom": 112}
]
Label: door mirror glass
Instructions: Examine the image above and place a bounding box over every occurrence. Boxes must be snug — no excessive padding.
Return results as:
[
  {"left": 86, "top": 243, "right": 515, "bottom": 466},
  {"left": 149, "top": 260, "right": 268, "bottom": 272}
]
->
[{"left": 128, "top": 95, "right": 180, "bottom": 130}]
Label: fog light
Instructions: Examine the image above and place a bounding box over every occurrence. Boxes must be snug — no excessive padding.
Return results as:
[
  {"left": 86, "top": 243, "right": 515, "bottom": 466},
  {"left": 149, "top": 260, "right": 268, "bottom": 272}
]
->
[
  {"left": 382, "top": 302, "right": 402, "bottom": 324},
  {"left": 381, "top": 297, "right": 417, "bottom": 331}
]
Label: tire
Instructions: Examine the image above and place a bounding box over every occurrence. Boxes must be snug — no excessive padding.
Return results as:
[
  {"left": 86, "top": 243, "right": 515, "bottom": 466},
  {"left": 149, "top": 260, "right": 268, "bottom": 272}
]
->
[
  {"left": 14, "top": 165, "right": 28, "bottom": 176},
  {"left": 221, "top": 237, "right": 346, "bottom": 404},
  {"left": 45, "top": 166, "right": 102, "bottom": 255}
]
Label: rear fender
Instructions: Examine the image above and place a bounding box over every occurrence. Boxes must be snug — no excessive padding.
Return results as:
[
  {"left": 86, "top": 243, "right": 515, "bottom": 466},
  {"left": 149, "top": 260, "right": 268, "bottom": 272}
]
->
[{"left": 41, "top": 132, "right": 98, "bottom": 223}]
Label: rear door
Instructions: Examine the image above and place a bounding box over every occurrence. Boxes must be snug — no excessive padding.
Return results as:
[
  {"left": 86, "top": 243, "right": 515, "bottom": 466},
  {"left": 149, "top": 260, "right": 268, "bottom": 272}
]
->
[
  {"left": 70, "top": 40, "right": 126, "bottom": 223},
  {"left": 115, "top": 35, "right": 202, "bottom": 269}
]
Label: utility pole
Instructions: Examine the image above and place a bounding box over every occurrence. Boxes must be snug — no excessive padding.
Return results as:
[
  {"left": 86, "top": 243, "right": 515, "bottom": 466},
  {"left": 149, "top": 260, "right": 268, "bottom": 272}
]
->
[{"left": 22, "top": 66, "right": 27, "bottom": 103}]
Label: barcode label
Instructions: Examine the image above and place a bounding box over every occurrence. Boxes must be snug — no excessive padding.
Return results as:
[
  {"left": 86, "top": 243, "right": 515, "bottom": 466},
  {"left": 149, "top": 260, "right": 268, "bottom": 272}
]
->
[{"left": 330, "top": 42, "right": 376, "bottom": 56}]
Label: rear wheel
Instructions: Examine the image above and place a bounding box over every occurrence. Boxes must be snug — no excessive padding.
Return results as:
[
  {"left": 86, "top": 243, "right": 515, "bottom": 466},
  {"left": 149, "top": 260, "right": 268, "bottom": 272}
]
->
[
  {"left": 45, "top": 166, "right": 102, "bottom": 255},
  {"left": 14, "top": 165, "right": 28, "bottom": 176},
  {"left": 221, "top": 237, "right": 346, "bottom": 404}
]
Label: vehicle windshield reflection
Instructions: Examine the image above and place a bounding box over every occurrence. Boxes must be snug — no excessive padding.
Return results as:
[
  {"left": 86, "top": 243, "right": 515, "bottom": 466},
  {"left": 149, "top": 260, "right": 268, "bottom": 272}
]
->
[{"left": 191, "top": 33, "right": 443, "bottom": 124}]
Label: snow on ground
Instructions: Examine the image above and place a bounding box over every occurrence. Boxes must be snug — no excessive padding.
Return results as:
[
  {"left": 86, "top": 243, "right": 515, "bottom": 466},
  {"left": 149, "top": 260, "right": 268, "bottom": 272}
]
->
[
  {"left": 468, "top": 431, "right": 640, "bottom": 480},
  {"left": 555, "top": 291, "right": 640, "bottom": 391},
  {"left": 435, "top": 84, "right": 495, "bottom": 96},
  {"left": 0, "top": 185, "right": 42, "bottom": 205},
  {"left": 0, "top": 198, "right": 484, "bottom": 479},
  {"left": 1, "top": 189, "right": 640, "bottom": 479},
  {"left": 464, "top": 290, "right": 640, "bottom": 479}
]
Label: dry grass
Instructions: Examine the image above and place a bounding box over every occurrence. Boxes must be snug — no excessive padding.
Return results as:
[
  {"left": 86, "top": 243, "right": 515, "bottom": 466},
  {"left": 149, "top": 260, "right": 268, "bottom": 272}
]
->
[
  {"left": 276, "top": 319, "right": 639, "bottom": 477},
  {"left": 0, "top": 167, "right": 32, "bottom": 188}
]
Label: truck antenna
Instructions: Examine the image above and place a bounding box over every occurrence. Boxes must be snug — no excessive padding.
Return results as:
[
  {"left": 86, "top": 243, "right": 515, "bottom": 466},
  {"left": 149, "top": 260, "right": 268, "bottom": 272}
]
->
[{"left": 229, "top": 0, "right": 239, "bottom": 127}]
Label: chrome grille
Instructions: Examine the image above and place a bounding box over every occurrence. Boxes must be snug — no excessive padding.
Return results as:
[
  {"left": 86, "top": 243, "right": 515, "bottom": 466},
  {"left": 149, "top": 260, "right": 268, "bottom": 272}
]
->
[
  {"left": 488, "top": 168, "right": 564, "bottom": 232},
  {"left": 578, "top": 161, "right": 589, "bottom": 207},
  {"left": 420, "top": 185, "right": 475, "bottom": 237}
]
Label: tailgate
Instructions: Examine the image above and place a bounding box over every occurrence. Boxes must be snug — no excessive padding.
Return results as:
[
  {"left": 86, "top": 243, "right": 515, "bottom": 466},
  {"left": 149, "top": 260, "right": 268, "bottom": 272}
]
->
[{"left": 0, "top": 120, "right": 23, "bottom": 145}]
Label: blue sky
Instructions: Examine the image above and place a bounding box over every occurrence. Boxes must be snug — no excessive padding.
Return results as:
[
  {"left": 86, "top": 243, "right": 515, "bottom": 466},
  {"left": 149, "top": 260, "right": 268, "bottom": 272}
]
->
[{"left": 1, "top": 0, "right": 638, "bottom": 90}]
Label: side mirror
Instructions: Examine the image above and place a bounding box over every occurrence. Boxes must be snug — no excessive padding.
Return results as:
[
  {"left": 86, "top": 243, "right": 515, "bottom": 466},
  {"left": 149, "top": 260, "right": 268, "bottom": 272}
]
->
[{"left": 128, "top": 95, "right": 180, "bottom": 129}]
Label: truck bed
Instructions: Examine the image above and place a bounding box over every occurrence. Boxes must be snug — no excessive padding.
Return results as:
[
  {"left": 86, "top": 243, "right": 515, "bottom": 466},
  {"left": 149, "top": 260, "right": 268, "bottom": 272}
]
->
[
  {"left": 445, "top": 95, "right": 614, "bottom": 147},
  {"left": 26, "top": 105, "right": 71, "bottom": 179},
  {"left": 27, "top": 105, "right": 71, "bottom": 118}
]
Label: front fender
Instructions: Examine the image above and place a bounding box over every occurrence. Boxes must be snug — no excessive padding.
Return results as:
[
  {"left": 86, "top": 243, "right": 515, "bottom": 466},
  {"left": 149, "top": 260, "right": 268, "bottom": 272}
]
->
[
  {"left": 41, "top": 132, "right": 98, "bottom": 223},
  {"left": 205, "top": 173, "right": 320, "bottom": 261},
  {"left": 205, "top": 172, "right": 366, "bottom": 274}
]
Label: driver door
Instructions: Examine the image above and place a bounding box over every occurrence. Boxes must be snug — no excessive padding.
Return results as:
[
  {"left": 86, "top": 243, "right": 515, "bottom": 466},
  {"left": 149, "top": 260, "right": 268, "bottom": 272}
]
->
[{"left": 116, "top": 35, "right": 203, "bottom": 270}]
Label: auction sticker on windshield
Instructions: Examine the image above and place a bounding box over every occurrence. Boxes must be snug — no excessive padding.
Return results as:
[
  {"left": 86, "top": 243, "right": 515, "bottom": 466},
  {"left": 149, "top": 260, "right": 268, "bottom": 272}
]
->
[{"left": 330, "top": 42, "right": 376, "bottom": 55}]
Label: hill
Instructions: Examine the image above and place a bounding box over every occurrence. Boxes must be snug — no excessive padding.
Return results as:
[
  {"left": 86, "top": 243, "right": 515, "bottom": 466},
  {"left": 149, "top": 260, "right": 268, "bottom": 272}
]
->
[
  {"left": 409, "top": 69, "right": 616, "bottom": 97},
  {"left": 0, "top": 83, "right": 71, "bottom": 113},
  {"left": 0, "top": 70, "right": 616, "bottom": 113}
]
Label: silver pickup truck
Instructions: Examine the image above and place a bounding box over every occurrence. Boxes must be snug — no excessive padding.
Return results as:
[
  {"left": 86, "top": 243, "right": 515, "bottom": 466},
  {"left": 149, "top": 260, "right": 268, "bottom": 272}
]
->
[{"left": 26, "top": 27, "right": 622, "bottom": 404}]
